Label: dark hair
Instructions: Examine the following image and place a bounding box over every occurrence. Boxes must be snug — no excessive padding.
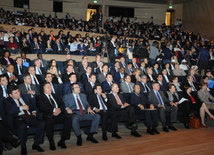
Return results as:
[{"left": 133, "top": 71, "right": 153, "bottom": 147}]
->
[
  {"left": 169, "top": 84, "right": 175, "bottom": 90},
  {"left": 23, "top": 74, "right": 30, "bottom": 80},
  {"left": 70, "top": 83, "right": 79, "bottom": 92},
  {"left": 0, "top": 75, "right": 7, "bottom": 82},
  {"left": 125, "top": 74, "right": 131, "bottom": 79},
  {"left": 7, "top": 85, "right": 19, "bottom": 95},
  {"left": 89, "top": 73, "right": 96, "bottom": 78},
  {"left": 45, "top": 72, "right": 52, "bottom": 77},
  {"left": 93, "top": 84, "right": 102, "bottom": 92},
  {"left": 106, "top": 73, "right": 113, "bottom": 78},
  {"left": 69, "top": 73, "right": 76, "bottom": 78},
  {"left": 43, "top": 82, "right": 51, "bottom": 89}
]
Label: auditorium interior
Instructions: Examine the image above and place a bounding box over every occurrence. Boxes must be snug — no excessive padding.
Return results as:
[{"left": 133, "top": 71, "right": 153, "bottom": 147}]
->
[{"left": 0, "top": 0, "right": 214, "bottom": 155}]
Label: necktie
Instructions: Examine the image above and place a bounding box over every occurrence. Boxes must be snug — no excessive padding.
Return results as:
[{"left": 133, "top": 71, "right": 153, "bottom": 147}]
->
[
  {"left": 34, "top": 76, "right": 39, "bottom": 85},
  {"left": 0, "top": 68, "right": 2, "bottom": 75},
  {"left": 115, "top": 94, "right": 123, "bottom": 106},
  {"left": 76, "top": 95, "right": 84, "bottom": 116},
  {"left": 127, "top": 83, "right": 132, "bottom": 93},
  {"left": 191, "top": 83, "right": 196, "bottom": 91},
  {"left": 35, "top": 42, "right": 38, "bottom": 49},
  {"left": 143, "top": 83, "right": 147, "bottom": 93},
  {"left": 38, "top": 68, "right": 42, "bottom": 75},
  {"left": 19, "top": 66, "right": 23, "bottom": 75},
  {"left": 145, "top": 84, "right": 150, "bottom": 92},
  {"left": 51, "top": 83, "right": 56, "bottom": 94},
  {"left": 17, "top": 99, "right": 29, "bottom": 117},
  {"left": 27, "top": 85, "right": 30, "bottom": 91},
  {"left": 3, "top": 86, "right": 8, "bottom": 97},
  {"left": 98, "top": 95, "right": 106, "bottom": 112},
  {"left": 49, "top": 95, "right": 56, "bottom": 108},
  {"left": 156, "top": 92, "right": 164, "bottom": 105}
]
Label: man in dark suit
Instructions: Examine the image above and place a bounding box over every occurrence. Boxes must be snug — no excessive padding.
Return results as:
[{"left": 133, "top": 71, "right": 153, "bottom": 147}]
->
[
  {"left": 62, "top": 65, "right": 76, "bottom": 83},
  {"left": 4, "top": 64, "right": 19, "bottom": 86},
  {"left": 81, "top": 66, "right": 92, "bottom": 85},
  {"left": 132, "top": 57, "right": 139, "bottom": 69},
  {"left": 146, "top": 67, "right": 155, "bottom": 83},
  {"left": 53, "top": 38, "right": 65, "bottom": 54},
  {"left": 108, "top": 36, "right": 116, "bottom": 63},
  {"left": 37, "top": 83, "right": 73, "bottom": 150},
  {"left": 37, "top": 53, "right": 48, "bottom": 68},
  {"left": 137, "top": 75, "right": 152, "bottom": 97},
  {"left": 0, "top": 75, "right": 8, "bottom": 99},
  {"left": 31, "top": 37, "right": 43, "bottom": 54},
  {"left": 107, "top": 83, "right": 141, "bottom": 137},
  {"left": 84, "top": 74, "right": 97, "bottom": 96},
  {"left": 0, "top": 50, "right": 15, "bottom": 66},
  {"left": 34, "top": 59, "right": 45, "bottom": 76},
  {"left": 14, "top": 57, "right": 27, "bottom": 83},
  {"left": 63, "top": 73, "right": 84, "bottom": 95},
  {"left": 28, "top": 66, "right": 44, "bottom": 85},
  {"left": 148, "top": 82, "right": 178, "bottom": 132},
  {"left": 130, "top": 85, "right": 159, "bottom": 135},
  {"left": 102, "top": 73, "right": 115, "bottom": 93},
  {"left": 119, "top": 56, "right": 127, "bottom": 68},
  {"left": 19, "top": 74, "right": 40, "bottom": 104},
  {"left": 97, "top": 65, "right": 109, "bottom": 84},
  {"left": 63, "top": 83, "right": 100, "bottom": 146},
  {"left": 110, "top": 61, "right": 120, "bottom": 77},
  {"left": 21, "top": 52, "right": 32, "bottom": 66},
  {"left": 183, "top": 75, "right": 200, "bottom": 94},
  {"left": 4, "top": 86, "right": 45, "bottom": 155},
  {"left": 89, "top": 84, "right": 121, "bottom": 141},
  {"left": 162, "top": 69, "right": 172, "bottom": 83},
  {"left": 114, "top": 67, "right": 126, "bottom": 85},
  {"left": 45, "top": 73, "right": 59, "bottom": 95},
  {"left": 157, "top": 74, "right": 169, "bottom": 93},
  {"left": 125, "top": 62, "right": 134, "bottom": 75},
  {"left": 91, "top": 54, "right": 103, "bottom": 74},
  {"left": 153, "top": 63, "right": 161, "bottom": 79}
]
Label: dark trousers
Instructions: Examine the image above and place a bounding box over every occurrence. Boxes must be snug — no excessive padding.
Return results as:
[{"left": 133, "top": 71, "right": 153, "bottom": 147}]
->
[
  {"left": 140, "top": 110, "right": 158, "bottom": 129},
  {"left": 199, "top": 60, "right": 208, "bottom": 75},
  {"left": 44, "top": 113, "right": 72, "bottom": 142},
  {"left": 0, "top": 121, "right": 12, "bottom": 155},
  {"left": 109, "top": 54, "right": 116, "bottom": 63},
  {"left": 97, "top": 110, "right": 118, "bottom": 133},
  {"left": 178, "top": 101, "right": 192, "bottom": 124},
  {"left": 117, "top": 106, "right": 136, "bottom": 126},
  {"left": 13, "top": 115, "right": 45, "bottom": 147},
  {"left": 158, "top": 105, "right": 178, "bottom": 127}
]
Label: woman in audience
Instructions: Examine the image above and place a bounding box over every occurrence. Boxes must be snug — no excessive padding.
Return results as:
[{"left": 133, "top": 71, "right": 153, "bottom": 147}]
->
[
  {"left": 47, "top": 59, "right": 62, "bottom": 75},
  {"left": 45, "top": 39, "right": 53, "bottom": 53},
  {"left": 198, "top": 83, "right": 214, "bottom": 110},
  {"left": 167, "top": 84, "right": 191, "bottom": 129},
  {"left": 131, "top": 68, "right": 141, "bottom": 83},
  {"left": 48, "top": 66, "right": 63, "bottom": 84},
  {"left": 21, "top": 37, "right": 31, "bottom": 53},
  {"left": 88, "top": 42, "right": 96, "bottom": 56},
  {"left": 182, "top": 85, "right": 214, "bottom": 128},
  {"left": 171, "top": 76, "right": 183, "bottom": 96}
]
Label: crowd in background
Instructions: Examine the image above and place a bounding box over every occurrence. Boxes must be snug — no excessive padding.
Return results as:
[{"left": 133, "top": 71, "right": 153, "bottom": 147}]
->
[{"left": 0, "top": 7, "right": 214, "bottom": 155}]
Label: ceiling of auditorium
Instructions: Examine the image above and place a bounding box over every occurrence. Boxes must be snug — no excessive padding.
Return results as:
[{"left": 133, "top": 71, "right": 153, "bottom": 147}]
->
[{"left": 113, "top": 0, "right": 189, "bottom": 4}]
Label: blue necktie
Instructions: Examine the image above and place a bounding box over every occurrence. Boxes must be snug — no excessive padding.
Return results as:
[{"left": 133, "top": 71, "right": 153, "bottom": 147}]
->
[
  {"left": 156, "top": 92, "right": 164, "bottom": 105},
  {"left": 98, "top": 95, "right": 106, "bottom": 112}
]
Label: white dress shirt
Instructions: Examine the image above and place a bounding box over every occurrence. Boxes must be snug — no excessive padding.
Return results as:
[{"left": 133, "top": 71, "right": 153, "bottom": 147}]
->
[{"left": 73, "top": 94, "right": 85, "bottom": 110}]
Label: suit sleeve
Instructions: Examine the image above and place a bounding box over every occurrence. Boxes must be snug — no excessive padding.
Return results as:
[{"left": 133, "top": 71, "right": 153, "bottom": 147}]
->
[{"left": 37, "top": 95, "right": 54, "bottom": 115}]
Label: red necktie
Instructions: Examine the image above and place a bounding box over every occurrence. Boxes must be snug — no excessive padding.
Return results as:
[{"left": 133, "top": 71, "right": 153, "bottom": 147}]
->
[
  {"left": 76, "top": 95, "right": 84, "bottom": 116},
  {"left": 17, "top": 99, "right": 30, "bottom": 117}
]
